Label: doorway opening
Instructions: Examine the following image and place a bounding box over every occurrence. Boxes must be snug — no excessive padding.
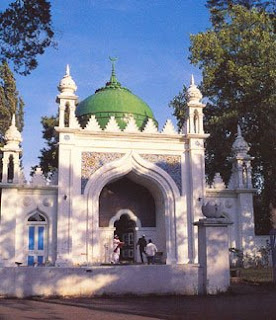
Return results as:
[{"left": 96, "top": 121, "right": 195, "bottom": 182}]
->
[{"left": 114, "top": 214, "right": 136, "bottom": 263}]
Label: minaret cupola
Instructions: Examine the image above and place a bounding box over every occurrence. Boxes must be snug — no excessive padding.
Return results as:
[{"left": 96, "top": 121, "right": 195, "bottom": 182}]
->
[
  {"left": 1, "top": 114, "right": 22, "bottom": 183},
  {"left": 4, "top": 114, "right": 22, "bottom": 150},
  {"left": 183, "top": 75, "right": 205, "bottom": 135},
  {"left": 57, "top": 64, "right": 77, "bottom": 97},
  {"left": 186, "top": 75, "right": 203, "bottom": 105},
  {"left": 231, "top": 125, "right": 250, "bottom": 157}
]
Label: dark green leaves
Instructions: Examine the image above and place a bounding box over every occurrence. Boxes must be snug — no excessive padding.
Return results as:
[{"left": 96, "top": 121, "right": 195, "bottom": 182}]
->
[{"left": 0, "top": 0, "right": 55, "bottom": 75}]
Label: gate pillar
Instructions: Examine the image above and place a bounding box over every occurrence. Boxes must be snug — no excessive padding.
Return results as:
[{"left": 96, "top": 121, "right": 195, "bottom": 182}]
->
[{"left": 195, "top": 218, "right": 233, "bottom": 294}]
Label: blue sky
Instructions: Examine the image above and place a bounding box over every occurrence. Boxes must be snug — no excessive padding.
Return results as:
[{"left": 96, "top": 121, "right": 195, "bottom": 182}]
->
[{"left": 1, "top": 0, "right": 211, "bottom": 178}]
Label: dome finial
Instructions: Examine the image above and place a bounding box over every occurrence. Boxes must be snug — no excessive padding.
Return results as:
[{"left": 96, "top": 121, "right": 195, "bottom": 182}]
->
[
  {"left": 191, "top": 74, "right": 195, "bottom": 86},
  {"left": 109, "top": 56, "right": 118, "bottom": 84},
  {"left": 237, "top": 124, "right": 242, "bottom": 137},
  {"left": 66, "top": 64, "right": 70, "bottom": 76},
  {"left": 11, "top": 113, "right": 16, "bottom": 127}
]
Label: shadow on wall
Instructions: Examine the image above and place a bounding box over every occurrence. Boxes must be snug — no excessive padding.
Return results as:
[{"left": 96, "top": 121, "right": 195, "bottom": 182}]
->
[
  {"left": 0, "top": 264, "right": 202, "bottom": 297},
  {"left": 0, "top": 144, "right": 230, "bottom": 296}
]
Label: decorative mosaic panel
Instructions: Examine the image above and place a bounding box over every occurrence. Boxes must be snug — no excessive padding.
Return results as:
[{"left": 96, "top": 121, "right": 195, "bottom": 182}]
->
[
  {"left": 81, "top": 152, "right": 124, "bottom": 193},
  {"left": 141, "top": 154, "right": 182, "bottom": 193},
  {"left": 81, "top": 152, "right": 182, "bottom": 194}
]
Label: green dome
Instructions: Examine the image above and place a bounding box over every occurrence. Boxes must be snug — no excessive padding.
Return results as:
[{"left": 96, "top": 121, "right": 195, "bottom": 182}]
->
[{"left": 75, "top": 61, "right": 157, "bottom": 130}]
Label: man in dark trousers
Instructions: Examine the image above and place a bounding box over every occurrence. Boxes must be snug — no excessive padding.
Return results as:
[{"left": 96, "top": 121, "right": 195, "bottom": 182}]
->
[
  {"left": 136, "top": 235, "right": 147, "bottom": 263},
  {"left": 145, "top": 239, "right": 157, "bottom": 264}
]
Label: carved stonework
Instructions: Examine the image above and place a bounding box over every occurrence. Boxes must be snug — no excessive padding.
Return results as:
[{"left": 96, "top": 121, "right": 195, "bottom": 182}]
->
[
  {"left": 23, "top": 197, "right": 32, "bottom": 207},
  {"left": 140, "top": 154, "right": 182, "bottom": 192},
  {"left": 81, "top": 152, "right": 124, "bottom": 193},
  {"left": 43, "top": 198, "right": 53, "bottom": 207},
  {"left": 81, "top": 152, "right": 182, "bottom": 193}
]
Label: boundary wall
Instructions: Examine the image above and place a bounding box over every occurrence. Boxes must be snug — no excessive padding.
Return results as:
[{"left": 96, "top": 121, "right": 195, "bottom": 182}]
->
[{"left": 0, "top": 265, "right": 203, "bottom": 298}]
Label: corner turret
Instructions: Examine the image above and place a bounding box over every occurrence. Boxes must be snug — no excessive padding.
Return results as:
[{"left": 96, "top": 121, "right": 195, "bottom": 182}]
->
[
  {"left": 1, "top": 114, "right": 22, "bottom": 183},
  {"left": 182, "top": 75, "right": 205, "bottom": 135},
  {"left": 56, "top": 65, "right": 79, "bottom": 128},
  {"left": 229, "top": 125, "right": 254, "bottom": 189}
]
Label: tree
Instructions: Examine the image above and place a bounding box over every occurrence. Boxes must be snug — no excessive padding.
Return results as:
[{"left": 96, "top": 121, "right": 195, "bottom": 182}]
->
[
  {"left": 0, "top": 60, "right": 24, "bottom": 145},
  {"left": 36, "top": 115, "right": 58, "bottom": 176},
  {"left": 168, "top": 85, "right": 188, "bottom": 131},
  {"left": 0, "top": 0, "right": 55, "bottom": 75},
  {"left": 170, "top": 2, "right": 276, "bottom": 233},
  {"left": 206, "top": 0, "right": 275, "bottom": 27}
]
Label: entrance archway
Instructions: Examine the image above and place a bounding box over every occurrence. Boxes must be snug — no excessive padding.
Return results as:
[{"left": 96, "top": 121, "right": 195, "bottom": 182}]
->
[{"left": 84, "top": 151, "right": 181, "bottom": 265}]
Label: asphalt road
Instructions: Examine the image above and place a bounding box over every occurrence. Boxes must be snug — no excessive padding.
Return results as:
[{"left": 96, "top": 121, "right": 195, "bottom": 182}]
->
[{"left": 0, "top": 282, "right": 276, "bottom": 320}]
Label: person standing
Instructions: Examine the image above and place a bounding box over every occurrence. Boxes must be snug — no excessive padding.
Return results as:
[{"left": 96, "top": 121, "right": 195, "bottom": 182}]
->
[
  {"left": 145, "top": 239, "right": 157, "bottom": 265},
  {"left": 111, "top": 235, "right": 124, "bottom": 264},
  {"left": 136, "top": 235, "right": 147, "bottom": 263}
]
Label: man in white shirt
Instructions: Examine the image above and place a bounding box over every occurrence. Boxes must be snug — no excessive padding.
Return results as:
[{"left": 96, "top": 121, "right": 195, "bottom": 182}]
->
[{"left": 145, "top": 239, "right": 157, "bottom": 264}]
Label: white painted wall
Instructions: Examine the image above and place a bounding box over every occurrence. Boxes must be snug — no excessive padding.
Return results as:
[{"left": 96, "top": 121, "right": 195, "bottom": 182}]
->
[
  {"left": 0, "top": 186, "right": 57, "bottom": 267},
  {"left": 0, "top": 265, "right": 202, "bottom": 298}
]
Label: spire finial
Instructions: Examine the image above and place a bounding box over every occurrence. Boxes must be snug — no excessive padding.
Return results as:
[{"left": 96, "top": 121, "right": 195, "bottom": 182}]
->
[
  {"left": 237, "top": 124, "right": 242, "bottom": 137},
  {"left": 109, "top": 56, "right": 118, "bottom": 84},
  {"left": 11, "top": 113, "right": 16, "bottom": 127},
  {"left": 191, "top": 74, "right": 195, "bottom": 86},
  {"left": 66, "top": 64, "right": 70, "bottom": 76}
]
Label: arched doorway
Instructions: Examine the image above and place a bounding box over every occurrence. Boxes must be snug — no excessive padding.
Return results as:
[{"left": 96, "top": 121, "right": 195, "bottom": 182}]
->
[
  {"left": 99, "top": 175, "right": 156, "bottom": 263},
  {"left": 114, "top": 214, "right": 136, "bottom": 262},
  {"left": 85, "top": 152, "right": 181, "bottom": 265}
]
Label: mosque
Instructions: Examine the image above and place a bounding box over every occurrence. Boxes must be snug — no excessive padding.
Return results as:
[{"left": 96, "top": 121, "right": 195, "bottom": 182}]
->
[{"left": 0, "top": 60, "right": 259, "bottom": 295}]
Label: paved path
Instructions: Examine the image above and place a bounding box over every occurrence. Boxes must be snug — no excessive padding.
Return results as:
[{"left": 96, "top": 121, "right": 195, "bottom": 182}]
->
[{"left": 0, "top": 282, "right": 276, "bottom": 320}]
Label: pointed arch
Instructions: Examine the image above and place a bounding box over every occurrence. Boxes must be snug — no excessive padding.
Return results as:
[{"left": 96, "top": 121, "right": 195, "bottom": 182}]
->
[
  {"left": 25, "top": 208, "right": 49, "bottom": 266},
  {"left": 25, "top": 207, "right": 49, "bottom": 223},
  {"left": 84, "top": 151, "right": 180, "bottom": 264},
  {"left": 109, "top": 209, "right": 142, "bottom": 228}
]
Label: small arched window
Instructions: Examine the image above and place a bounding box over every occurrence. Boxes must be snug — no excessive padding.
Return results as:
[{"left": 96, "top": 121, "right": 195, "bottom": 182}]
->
[
  {"left": 64, "top": 102, "right": 70, "bottom": 127},
  {"left": 27, "top": 211, "right": 48, "bottom": 266},
  {"left": 28, "top": 212, "right": 46, "bottom": 222},
  {"left": 7, "top": 154, "right": 14, "bottom": 183},
  {"left": 193, "top": 109, "right": 199, "bottom": 134}
]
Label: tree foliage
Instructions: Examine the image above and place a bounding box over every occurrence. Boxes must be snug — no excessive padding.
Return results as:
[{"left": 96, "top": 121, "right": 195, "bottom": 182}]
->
[
  {"left": 0, "top": 60, "right": 24, "bottom": 145},
  {"left": 35, "top": 107, "right": 70, "bottom": 177},
  {"left": 206, "top": 0, "right": 275, "bottom": 27},
  {"left": 0, "top": 61, "right": 24, "bottom": 179},
  {"left": 168, "top": 85, "right": 188, "bottom": 130},
  {"left": 170, "top": 1, "right": 276, "bottom": 233},
  {"left": 36, "top": 115, "right": 58, "bottom": 176},
  {"left": 0, "top": 0, "right": 55, "bottom": 75}
]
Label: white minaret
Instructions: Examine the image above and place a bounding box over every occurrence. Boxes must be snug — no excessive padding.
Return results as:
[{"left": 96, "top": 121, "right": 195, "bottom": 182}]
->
[
  {"left": 229, "top": 125, "right": 255, "bottom": 259},
  {"left": 1, "top": 114, "right": 22, "bottom": 183},
  {"left": 55, "top": 65, "right": 79, "bottom": 266},
  {"left": 56, "top": 65, "right": 78, "bottom": 128},
  {"left": 182, "top": 76, "right": 209, "bottom": 264}
]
